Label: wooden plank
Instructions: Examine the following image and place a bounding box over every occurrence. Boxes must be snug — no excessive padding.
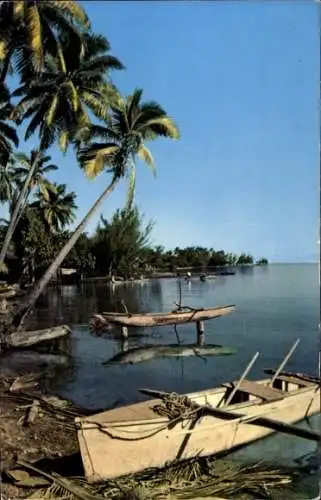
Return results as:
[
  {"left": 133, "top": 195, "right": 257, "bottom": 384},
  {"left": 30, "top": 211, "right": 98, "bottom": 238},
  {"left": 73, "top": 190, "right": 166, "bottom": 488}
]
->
[
  {"left": 272, "top": 374, "right": 315, "bottom": 387},
  {"left": 222, "top": 380, "right": 284, "bottom": 402},
  {"left": 265, "top": 370, "right": 320, "bottom": 385},
  {"left": 6, "top": 325, "right": 71, "bottom": 348}
]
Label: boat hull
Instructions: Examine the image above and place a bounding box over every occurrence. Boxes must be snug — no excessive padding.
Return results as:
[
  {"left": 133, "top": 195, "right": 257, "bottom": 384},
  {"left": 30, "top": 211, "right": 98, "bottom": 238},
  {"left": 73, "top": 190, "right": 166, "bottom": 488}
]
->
[
  {"left": 76, "top": 380, "right": 320, "bottom": 482},
  {"left": 92, "top": 304, "right": 235, "bottom": 328}
]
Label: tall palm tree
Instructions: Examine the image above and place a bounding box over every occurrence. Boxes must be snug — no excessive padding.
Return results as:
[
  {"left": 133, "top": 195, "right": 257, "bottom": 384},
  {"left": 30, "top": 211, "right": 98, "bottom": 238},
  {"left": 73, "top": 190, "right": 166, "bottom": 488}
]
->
[
  {"left": 12, "top": 89, "right": 180, "bottom": 327},
  {"left": 31, "top": 182, "right": 77, "bottom": 232},
  {"left": 0, "top": 0, "right": 90, "bottom": 82},
  {"left": 0, "top": 83, "right": 19, "bottom": 167},
  {"left": 0, "top": 33, "right": 123, "bottom": 267}
]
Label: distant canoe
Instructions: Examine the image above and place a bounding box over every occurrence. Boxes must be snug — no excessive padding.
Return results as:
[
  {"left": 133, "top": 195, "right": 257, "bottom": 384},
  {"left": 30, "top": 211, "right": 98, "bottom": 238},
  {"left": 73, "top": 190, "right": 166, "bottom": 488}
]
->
[
  {"left": 103, "top": 344, "right": 236, "bottom": 365},
  {"left": 92, "top": 304, "right": 235, "bottom": 328},
  {"left": 200, "top": 275, "right": 217, "bottom": 281},
  {"left": 219, "top": 271, "right": 235, "bottom": 276}
]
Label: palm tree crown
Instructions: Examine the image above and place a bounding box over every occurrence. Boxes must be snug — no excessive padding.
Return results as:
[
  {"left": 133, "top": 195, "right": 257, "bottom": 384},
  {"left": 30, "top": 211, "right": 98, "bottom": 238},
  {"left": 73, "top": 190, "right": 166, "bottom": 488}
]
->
[
  {"left": 31, "top": 182, "right": 77, "bottom": 232},
  {"left": 0, "top": 0, "right": 90, "bottom": 80},
  {"left": 13, "top": 150, "right": 58, "bottom": 196},
  {"left": 78, "top": 88, "right": 180, "bottom": 205},
  {"left": 12, "top": 33, "right": 124, "bottom": 152}
]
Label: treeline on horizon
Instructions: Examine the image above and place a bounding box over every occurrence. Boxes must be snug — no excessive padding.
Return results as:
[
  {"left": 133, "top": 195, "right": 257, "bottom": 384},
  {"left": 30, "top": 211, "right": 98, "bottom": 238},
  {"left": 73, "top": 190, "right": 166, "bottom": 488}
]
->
[{"left": 0, "top": 204, "right": 268, "bottom": 283}]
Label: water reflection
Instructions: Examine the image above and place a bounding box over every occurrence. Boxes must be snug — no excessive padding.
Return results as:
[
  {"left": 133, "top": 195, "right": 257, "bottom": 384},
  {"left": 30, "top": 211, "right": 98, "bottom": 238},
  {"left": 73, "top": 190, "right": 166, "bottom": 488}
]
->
[{"left": 27, "top": 279, "right": 164, "bottom": 330}]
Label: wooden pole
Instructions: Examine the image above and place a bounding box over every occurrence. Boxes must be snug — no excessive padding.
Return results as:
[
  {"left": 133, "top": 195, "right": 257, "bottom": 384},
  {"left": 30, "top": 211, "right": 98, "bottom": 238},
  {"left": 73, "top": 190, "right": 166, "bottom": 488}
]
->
[
  {"left": 269, "top": 338, "right": 300, "bottom": 386},
  {"left": 224, "top": 351, "right": 260, "bottom": 407},
  {"left": 121, "top": 326, "right": 128, "bottom": 339},
  {"left": 196, "top": 321, "right": 205, "bottom": 346}
]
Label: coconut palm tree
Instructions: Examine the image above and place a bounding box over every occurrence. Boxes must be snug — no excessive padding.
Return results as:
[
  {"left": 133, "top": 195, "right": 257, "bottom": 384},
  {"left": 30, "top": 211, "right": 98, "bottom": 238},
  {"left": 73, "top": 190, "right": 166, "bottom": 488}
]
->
[
  {"left": 0, "top": 83, "right": 19, "bottom": 167},
  {"left": 12, "top": 89, "right": 180, "bottom": 327},
  {"left": 12, "top": 32, "right": 124, "bottom": 149},
  {"left": 0, "top": 0, "right": 90, "bottom": 82},
  {"left": 13, "top": 150, "right": 57, "bottom": 197},
  {"left": 0, "top": 160, "right": 20, "bottom": 205},
  {"left": 0, "top": 33, "right": 123, "bottom": 267},
  {"left": 6, "top": 150, "right": 58, "bottom": 232},
  {"left": 31, "top": 182, "right": 77, "bottom": 232}
]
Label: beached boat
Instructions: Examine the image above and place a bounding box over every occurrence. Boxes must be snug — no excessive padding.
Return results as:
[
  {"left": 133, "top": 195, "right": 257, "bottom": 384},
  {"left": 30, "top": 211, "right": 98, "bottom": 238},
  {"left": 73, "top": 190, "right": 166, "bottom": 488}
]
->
[
  {"left": 91, "top": 304, "right": 235, "bottom": 328},
  {"left": 76, "top": 370, "right": 320, "bottom": 482}
]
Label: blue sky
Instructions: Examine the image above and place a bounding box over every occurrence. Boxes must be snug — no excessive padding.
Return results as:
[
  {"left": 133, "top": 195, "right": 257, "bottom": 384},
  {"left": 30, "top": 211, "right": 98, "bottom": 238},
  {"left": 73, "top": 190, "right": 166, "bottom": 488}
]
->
[{"left": 3, "top": 1, "right": 319, "bottom": 262}]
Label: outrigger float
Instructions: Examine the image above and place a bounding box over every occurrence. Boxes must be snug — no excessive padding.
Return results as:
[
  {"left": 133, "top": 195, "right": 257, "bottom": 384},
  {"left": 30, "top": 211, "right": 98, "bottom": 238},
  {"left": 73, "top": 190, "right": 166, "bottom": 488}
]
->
[{"left": 76, "top": 339, "right": 320, "bottom": 483}]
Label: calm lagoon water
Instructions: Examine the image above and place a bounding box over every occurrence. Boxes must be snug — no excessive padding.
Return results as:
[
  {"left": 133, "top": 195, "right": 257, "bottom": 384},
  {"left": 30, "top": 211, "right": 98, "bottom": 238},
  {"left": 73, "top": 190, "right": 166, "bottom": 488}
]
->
[
  {"left": 25, "top": 263, "right": 320, "bottom": 498},
  {"left": 28, "top": 263, "right": 319, "bottom": 410}
]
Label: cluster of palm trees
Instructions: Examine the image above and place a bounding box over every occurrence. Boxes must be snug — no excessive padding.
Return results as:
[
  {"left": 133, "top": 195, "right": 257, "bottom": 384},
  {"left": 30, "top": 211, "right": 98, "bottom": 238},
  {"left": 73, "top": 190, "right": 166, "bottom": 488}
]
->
[{"left": 0, "top": 0, "right": 180, "bottom": 327}]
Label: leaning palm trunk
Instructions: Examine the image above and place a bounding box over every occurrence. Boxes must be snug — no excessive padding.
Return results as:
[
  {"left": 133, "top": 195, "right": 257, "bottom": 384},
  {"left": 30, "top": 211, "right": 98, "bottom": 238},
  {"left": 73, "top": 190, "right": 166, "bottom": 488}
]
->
[
  {"left": 12, "top": 176, "right": 119, "bottom": 328},
  {"left": 0, "top": 154, "right": 39, "bottom": 265}
]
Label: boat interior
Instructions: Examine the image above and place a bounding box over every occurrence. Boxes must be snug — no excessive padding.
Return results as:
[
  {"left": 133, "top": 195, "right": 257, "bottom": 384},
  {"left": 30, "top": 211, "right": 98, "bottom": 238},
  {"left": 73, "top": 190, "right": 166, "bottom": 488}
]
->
[
  {"left": 190, "top": 374, "right": 317, "bottom": 410},
  {"left": 78, "top": 373, "right": 318, "bottom": 428}
]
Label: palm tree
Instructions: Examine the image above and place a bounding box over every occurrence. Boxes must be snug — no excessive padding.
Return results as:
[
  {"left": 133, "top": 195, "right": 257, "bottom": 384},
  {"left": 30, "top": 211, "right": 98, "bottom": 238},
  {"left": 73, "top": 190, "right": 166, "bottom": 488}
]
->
[
  {"left": 0, "top": 83, "right": 19, "bottom": 167},
  {"left": 31, "top": 182, "right": 77, "bottom": 232},
  {"left": 0, "top": 160, "right": 20, "bottom": 205},
  {"left": 0, "top": 33, "right": 123, "bottom": 267},
  {"left": 12, "top": 32, "right": 124, "bottom": 149},
  {"left": 12, "top": 89, "right": 179, "bottom": 327},
  {"left": 7, "top": 150, "right": 58, "bottom": 230},
  {"left": 13, "top": 150, "right": 57, "bottom": 197},
  {"left": 0, "top": 0, "right": 90, "bottom": 81}
]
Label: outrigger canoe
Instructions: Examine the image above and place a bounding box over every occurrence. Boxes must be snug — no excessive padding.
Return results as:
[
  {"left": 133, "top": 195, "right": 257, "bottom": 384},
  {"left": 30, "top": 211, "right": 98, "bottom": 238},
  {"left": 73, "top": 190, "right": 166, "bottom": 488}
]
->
[
  {"left": 76, "top": 370, "right": 320, "bottom": 482},
  {"left": 91, "top": 304, "right": 235, "bottom": 328}
]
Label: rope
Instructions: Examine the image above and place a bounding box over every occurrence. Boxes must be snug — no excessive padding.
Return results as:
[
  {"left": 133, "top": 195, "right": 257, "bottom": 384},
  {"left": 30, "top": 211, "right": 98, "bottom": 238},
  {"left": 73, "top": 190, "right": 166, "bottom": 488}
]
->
[{"left": 80, "top": 393, "right": 203, "bottom": 442}]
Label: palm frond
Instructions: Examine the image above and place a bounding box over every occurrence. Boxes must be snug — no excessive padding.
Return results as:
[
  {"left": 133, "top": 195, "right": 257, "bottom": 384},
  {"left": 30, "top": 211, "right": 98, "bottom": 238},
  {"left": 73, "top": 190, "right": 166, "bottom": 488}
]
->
[
  {"left": 25, "top": 3, "right": 43, "bottom": 71},
  {"left": 46, "top": 94, "right": 59, "bottom": 126},
  {"left": 137, "top": 144, "right": 156, "bottom": 176},
  {"left": 142, "top": 117, "right": 180, "bottom": 139},
  {"left": 79, "top": 144, "right": 118, "bottom": 178},
  {"left": 49, "top": 1, "right": 90, "bottom": 28}
]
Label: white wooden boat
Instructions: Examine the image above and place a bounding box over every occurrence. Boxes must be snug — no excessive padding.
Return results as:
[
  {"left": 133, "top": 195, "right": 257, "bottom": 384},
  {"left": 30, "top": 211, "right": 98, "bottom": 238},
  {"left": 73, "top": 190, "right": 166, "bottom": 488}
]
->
[{"left": 76, "top": 371, "right": 320, "bottom": 483}]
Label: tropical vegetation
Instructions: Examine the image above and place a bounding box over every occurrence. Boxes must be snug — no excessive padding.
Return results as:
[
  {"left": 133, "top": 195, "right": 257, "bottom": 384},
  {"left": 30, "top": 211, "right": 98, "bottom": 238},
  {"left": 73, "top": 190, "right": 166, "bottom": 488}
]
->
[
  {"left": 0, "top": 0, "right": 180, "bottom": 327},
  {"left": 0, "top": 1, "right": 267, "bottom": 328}
]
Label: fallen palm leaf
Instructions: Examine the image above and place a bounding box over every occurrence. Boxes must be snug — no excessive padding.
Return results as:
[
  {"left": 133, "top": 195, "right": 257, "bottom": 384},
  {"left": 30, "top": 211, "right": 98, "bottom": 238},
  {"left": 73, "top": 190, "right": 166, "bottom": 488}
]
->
[{"left": 18, "top": 455, "right": 296, "bottom": 500}]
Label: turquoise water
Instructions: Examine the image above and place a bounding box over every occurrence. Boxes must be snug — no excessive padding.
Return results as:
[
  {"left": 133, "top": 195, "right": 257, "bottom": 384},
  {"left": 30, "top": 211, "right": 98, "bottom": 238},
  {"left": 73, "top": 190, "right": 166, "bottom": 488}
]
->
[{"left": 25, "top": 263, "right": 319, "bottom": 498}]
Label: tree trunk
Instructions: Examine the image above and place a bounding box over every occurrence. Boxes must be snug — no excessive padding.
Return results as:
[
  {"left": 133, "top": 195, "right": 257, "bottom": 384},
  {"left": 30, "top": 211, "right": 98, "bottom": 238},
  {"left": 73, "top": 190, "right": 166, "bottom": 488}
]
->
[
  {"left": 0, "top": 49, "right": 13, "bottom": 83},
  {"left": 12, "top": 176, "right": 119, "bottom": 328},
  {"left": 0, "top": 154, "right": 39, "bottom": 265}
]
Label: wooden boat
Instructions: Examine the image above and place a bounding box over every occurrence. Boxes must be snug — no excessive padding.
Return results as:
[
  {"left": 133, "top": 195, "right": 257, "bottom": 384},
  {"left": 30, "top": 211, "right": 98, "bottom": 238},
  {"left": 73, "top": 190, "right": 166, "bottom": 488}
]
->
[
  {"left": 91, "top": 304, "right": 235, "bottom": 328},
  {"left": 200, "top": 274, "right": 217, "bottom": 281},
  {"left": 76, "top": 370, "right": 320, "bottom": 482}
]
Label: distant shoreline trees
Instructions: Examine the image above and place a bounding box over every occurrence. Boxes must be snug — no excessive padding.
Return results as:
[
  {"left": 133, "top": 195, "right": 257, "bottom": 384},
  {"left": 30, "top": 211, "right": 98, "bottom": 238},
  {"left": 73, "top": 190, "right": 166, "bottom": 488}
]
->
[{"left": 1, "top": 204, "right": 268, "bottom": 281}]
